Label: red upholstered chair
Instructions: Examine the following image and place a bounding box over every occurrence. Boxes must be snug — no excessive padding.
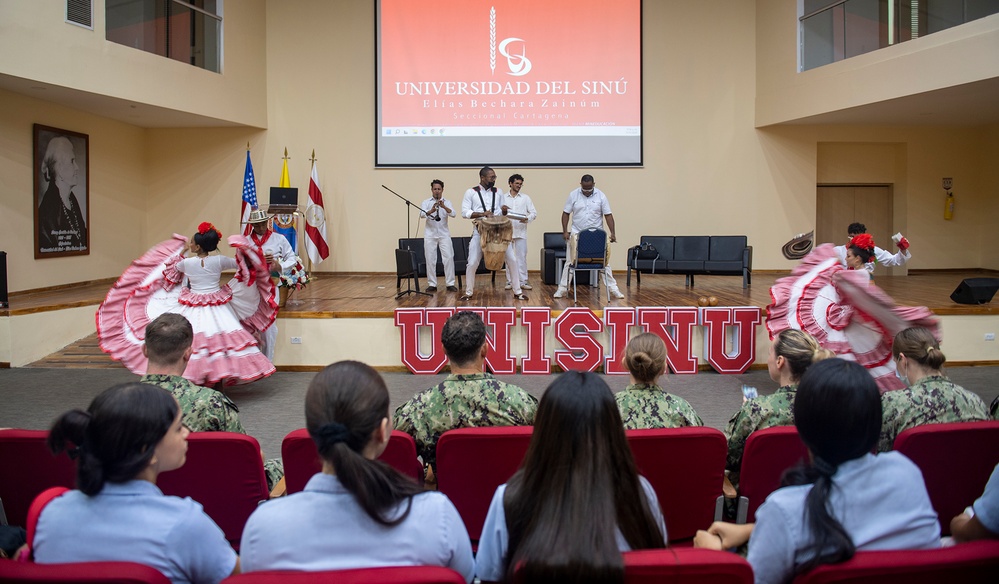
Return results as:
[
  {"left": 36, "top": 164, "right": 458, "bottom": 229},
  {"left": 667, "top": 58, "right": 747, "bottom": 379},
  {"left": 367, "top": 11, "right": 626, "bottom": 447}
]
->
[
  {"left": 156, "top": 431, "right": 269, "bottom": 549},
  {"left": 281, "top": 429, "right": 424, "bottom": 494},
  {"left": 893, "top": 420, "right": 999, "bottom": 535},
  {"left": 625, "top": 427, "right": 727, "bottom": 544},
  {"left": 435, "top": 426, "right": 534, "bottom": 544},
  {"left": 0, "top": 429, "right": 76, "bottom": 528},
  {"left": 0, "top": 561, "right": 170, "bottom": 584},
  {"left": 220, "top": 566, "right": 466, "bottom": 584},
  {"left": 736, "top": 426, "right": 809, "bottom": 523},
  {"left": 791, "top": 540, "right": 999, "bottom": 584},
  {"left": 623, "top": 548, "right": 754, "bottom": 584}
]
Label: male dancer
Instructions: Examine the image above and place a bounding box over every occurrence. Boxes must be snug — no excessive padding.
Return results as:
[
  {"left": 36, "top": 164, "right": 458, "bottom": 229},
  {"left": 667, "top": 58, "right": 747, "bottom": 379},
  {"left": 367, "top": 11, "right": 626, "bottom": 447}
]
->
[{"left": 246, "top": 208, "right": 297, "bottom": 359}]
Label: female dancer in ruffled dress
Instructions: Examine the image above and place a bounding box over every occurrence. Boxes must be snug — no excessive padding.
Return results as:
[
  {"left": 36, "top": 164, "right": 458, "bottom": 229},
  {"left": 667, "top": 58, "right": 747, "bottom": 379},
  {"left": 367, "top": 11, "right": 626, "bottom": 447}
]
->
[{"left": 98, "top": 222, "right": 277, "bottom": 386}]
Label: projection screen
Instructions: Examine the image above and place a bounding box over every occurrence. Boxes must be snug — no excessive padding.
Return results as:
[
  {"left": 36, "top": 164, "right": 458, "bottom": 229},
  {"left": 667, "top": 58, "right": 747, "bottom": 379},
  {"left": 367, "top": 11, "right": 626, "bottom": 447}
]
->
[{"left": 376, "top": 0, "right": 643, "bottom": 167}]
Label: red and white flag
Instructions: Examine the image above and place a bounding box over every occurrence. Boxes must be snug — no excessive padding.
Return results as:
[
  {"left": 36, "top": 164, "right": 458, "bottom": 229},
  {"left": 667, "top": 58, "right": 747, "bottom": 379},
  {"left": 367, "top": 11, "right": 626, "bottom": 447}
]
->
[{"left": 305, "top": 159, "right": 330, "bottom": 264}]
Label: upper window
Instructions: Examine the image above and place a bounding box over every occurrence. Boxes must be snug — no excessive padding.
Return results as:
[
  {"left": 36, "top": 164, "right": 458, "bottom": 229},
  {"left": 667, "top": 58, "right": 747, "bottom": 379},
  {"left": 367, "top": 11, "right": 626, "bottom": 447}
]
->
[
  {"left": 106, "top": 0, "right": 222, "bottom": 73},
  {"left": 800, "top": 0, "right": 999, "bottom": 71}
]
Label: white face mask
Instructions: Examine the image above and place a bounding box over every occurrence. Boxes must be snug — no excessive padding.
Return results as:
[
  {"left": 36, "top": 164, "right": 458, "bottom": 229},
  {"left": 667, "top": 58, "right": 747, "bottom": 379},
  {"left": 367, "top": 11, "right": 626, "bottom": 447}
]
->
[{"left": 894, "top": 359, "right": 908, "bottom": 386}]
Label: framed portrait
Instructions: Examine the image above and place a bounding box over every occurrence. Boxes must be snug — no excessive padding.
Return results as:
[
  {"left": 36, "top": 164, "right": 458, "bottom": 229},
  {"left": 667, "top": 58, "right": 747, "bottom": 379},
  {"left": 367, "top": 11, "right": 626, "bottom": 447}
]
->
[{"left": 33, "top": 124, "right": 90, "bottom": 259}]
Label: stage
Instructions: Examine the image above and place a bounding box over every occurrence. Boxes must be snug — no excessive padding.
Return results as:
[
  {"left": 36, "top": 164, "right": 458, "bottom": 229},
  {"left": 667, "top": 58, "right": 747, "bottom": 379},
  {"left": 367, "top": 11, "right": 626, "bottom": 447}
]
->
[{"left": 3, "top": 269, "right": 998, "bottom": 371}]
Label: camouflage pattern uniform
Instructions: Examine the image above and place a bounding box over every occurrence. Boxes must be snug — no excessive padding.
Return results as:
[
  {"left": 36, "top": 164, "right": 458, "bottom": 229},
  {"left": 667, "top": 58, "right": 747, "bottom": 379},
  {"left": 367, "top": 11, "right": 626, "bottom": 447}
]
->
[
  {"left": 877, "top": 375, "right": 989, "bottom": 452},
  {"left": 140, "top": 374, "right": 284, "bottom": 491},
  {"left": 615, "top": 383, "right": 704, "bottom": 430},
  {"left": 393, "top": 372, "right": 538, "bottom": 471},
  {"left": 724, "top": 385, "right": 797, "bottom": 490}
]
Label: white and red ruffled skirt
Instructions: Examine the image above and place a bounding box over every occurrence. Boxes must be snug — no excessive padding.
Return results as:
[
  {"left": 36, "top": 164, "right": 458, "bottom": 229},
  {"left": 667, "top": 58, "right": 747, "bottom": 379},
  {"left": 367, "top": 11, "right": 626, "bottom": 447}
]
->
[{"left": 97, "top": 234, "right": 278, "bottom": 386}]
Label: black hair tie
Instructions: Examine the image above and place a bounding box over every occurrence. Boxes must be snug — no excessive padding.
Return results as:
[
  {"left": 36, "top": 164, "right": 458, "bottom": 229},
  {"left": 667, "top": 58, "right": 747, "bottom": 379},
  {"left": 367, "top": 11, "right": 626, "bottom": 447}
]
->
[{"left": 316, "top": 422, "right": 352, "bottom": 446}]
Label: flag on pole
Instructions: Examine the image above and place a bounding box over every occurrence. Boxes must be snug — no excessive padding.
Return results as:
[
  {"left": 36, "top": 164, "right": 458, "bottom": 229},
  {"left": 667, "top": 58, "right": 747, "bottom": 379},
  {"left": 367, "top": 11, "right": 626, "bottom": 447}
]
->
[
  {"left": 273, "top": 148, "right": 297, "bottom": 252},
  {"left": 240, "top": 149, "right": 257, "bottom": 236},
  {"left": 305, "top": 154, "right": 330, "bottom": 264}
]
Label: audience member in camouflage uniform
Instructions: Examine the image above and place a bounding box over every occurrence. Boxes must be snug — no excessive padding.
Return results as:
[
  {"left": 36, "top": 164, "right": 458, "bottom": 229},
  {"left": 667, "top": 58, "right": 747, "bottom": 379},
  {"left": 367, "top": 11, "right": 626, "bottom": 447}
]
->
[
  {"left": 141, "top": 313, "right": 283, "bottom": 490},
  {"left": 393, "top": 311, "right": 538, "bottom": 472},
  {"left": 878, "top": 326, "right": 989, "bottom": 452},
  {"left": 616, "top": 333, "right": 703, "bottom": 429},
  {"left": 725, "top": 330, "right": 834, "bottom": 489}
]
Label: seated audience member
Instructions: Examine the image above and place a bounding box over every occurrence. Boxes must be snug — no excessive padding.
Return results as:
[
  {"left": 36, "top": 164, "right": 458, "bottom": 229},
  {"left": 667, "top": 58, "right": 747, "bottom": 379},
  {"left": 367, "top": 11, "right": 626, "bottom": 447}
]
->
[
  {"left": 475, "top": 371, "right": 667, "bottom": 584},
  {"left": 615, "top": 332, "right": 703, "bottom": 429},
  {"left": 950, "top": 463, "right": 999, "bottom": 542},
  {"left": 725, "top": 329, "right": 833, "bottom": 489},
  {"left": 694, "top": 359, "right": 940, "bottom": 584},
  {"left": 393, "top": 311, "right": 537, "bottom": 473},
  {"left": 239, "top": 361, "right": 474, "bottom": 581},
  {"left": 878, "top": 326, "right": 989, "bottom": 452},
  {"left": 140, "top": 313, "right": 283, "bottom": 490},
  {"left": 34, "top": 383, "right": 238, "bottom": 584}
]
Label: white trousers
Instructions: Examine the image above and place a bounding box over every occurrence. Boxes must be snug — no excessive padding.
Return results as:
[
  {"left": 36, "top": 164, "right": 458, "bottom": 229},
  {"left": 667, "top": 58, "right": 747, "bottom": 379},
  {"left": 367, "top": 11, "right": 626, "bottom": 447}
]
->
[
  {"left": 423, "top": 236, "right": 455, "bottom": 288},
  {"left": 504, "top": 238, "right": 529, "bottom": 284},
  {"left": 557, "top": 232, "right": 620, "bottom": 291},
  {"left": 260, "top": 322, "right": 277, "bottom": 361},
  {"left": 466, "top": 231, "right": 522, "bottom": 294}
]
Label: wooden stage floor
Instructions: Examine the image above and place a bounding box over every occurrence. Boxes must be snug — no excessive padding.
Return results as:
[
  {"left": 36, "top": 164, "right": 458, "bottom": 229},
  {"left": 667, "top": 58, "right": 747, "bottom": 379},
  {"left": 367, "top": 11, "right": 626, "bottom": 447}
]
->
[{"left": 9, "top": 268, "right": 997, "bottom": 369}]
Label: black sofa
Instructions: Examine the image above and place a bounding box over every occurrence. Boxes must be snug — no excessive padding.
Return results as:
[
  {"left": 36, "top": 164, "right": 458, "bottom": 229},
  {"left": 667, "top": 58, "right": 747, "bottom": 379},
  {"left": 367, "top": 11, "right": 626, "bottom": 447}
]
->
[
  {"left": 626, "top": 235, "right": 752, "bottom": 288},
  {"left": 397, "top": 237, "right": 499, "bottom": 289}
]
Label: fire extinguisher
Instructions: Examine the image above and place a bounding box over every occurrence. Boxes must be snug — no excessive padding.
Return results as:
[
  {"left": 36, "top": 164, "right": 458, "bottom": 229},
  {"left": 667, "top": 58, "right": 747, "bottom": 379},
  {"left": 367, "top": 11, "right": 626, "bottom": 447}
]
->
[{"left": 944, "top": 191, "right": 955, "bottom": 221}]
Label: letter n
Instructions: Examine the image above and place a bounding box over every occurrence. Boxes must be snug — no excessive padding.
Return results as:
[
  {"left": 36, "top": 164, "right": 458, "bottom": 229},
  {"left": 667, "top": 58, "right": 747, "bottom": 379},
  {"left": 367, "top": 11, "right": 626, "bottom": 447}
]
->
[
  {"left": 553, "top": 307, "right": 604, "bottom": 372},
  {"left": 394, "top": 308, "right": 453, "bottom": 374},
  {"left": 637, "top": 307, "right": 699, "bottom": 374},
  {"left": 701, "top": 307, "right": 763, "bottom": 374}
]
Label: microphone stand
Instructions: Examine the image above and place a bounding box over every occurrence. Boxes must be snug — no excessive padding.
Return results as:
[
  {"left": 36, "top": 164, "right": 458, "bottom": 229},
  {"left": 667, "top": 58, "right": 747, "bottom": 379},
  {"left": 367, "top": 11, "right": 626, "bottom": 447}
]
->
[{"left": 382, "top": 185, "right": 432, "bottom": 298}]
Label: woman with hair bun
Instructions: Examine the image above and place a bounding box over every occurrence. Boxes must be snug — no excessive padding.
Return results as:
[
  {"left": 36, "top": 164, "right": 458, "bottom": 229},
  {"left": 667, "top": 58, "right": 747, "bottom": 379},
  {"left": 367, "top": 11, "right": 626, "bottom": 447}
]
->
[
  {"left": 239, "top": 361, "right": 473, "bottom": 581},
  {"left": 695, "top": 359, "right": 940, "bottom": 584},
  {"left": 877, "top": 326, "right": 989, "bottom": 451},
  {"left": 616, "top": 333, "right": 703, "bottom": 429},
  {"left": 34, "top": 382, "right": 238, "bottom": 584},
  {"left": 98, "top": 221, "right": 277, "bottom": 386},
  {"left": 725, "top": 329, "right": 834, "bottom": 489},
  {"left": 475, "top": 371, "right": 666, "bottom": 584},
  {"left": 844, "top": 233, "right": 876, "bottom": 270}
]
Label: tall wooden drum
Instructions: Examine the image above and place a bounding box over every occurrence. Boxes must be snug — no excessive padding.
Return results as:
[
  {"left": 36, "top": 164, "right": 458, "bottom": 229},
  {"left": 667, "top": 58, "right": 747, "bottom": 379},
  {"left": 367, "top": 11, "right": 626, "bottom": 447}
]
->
[{"left": 477, "top": 216, "right": 513, "bottom": 271}]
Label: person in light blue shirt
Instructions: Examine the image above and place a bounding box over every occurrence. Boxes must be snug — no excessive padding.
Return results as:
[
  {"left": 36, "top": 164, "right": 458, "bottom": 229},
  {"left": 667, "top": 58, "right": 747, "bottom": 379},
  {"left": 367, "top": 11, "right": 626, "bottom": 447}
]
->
[
  {"left": 239, "top": 361, "right": 474, "bottom": 582},
  {"left": 951, "top": 463, "right": 999, "bottom": 542},
  {"left": 474, "top": 371, "right": 666, "bottom": 584},
  {"left": 694, "top": 359, "right": 939, "bottom": 584},
  {"left": 33, "top": 383, "right": 238, "bottom": 584}
]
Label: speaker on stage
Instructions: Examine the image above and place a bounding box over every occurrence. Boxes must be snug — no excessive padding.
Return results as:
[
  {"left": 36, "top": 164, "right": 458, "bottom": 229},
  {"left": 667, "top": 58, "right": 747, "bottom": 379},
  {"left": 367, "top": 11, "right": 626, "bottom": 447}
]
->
[
  {"left": 0, "top": 251, "right": 7, "bottom": 308},
  {"left": 950, "top": 277, "right": 999, "bottom": 305}
]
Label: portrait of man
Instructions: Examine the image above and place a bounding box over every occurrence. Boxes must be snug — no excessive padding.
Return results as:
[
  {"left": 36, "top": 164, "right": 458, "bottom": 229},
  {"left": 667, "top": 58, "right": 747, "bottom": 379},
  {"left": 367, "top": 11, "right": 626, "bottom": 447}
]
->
[{"left": 34, "top": 124, "right": 89, "bottom": 258}]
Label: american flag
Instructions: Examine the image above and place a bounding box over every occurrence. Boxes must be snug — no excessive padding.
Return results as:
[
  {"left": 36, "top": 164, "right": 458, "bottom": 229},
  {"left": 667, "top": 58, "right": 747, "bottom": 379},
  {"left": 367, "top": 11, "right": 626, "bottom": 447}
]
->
[{"left": 241, "top": 150, "right": 257, "bottom": 236}]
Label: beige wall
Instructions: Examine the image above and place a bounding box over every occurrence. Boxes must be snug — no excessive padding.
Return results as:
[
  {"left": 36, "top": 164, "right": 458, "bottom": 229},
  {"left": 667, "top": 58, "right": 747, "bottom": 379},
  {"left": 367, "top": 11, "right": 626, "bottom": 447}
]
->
[
  {"left": 756, "top": 1, "right": 999, "bottom": 127},
  {"left": 0, "top": 0, "right": 268, "bottom": 127},
  {"left": 2, "top": 0, "right": 997, "bottom": 295}
]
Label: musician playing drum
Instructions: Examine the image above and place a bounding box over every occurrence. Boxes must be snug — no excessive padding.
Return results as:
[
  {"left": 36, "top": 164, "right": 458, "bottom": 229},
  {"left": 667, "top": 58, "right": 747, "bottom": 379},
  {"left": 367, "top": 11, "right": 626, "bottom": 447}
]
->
[
  {"left": 420, "top": 179, "right": 458, "bottom": 293},
  {"left": 460, "top": 166, "right": 527, "bottom": 301}
]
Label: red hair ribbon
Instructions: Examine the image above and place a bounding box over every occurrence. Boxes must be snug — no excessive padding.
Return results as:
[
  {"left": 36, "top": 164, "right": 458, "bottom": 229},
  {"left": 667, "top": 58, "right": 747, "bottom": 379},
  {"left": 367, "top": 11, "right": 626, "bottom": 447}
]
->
[{"left": 849, "top": 233, "right": 875, "bottom": 252}]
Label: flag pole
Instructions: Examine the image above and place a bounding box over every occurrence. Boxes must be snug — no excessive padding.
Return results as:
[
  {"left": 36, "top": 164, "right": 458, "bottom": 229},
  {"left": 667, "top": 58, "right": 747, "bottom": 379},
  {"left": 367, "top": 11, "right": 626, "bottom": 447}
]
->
[{"left": 306, "top": 149, "right": 317, "bottom": 275}]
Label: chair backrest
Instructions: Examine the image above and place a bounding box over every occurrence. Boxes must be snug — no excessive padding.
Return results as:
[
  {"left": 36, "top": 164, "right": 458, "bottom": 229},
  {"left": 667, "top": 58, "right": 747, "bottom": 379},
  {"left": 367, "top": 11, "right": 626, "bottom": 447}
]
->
[
  {"left": 395, "top": 248, "right": 418, "bottom": 278},
  {"left": 435, "top": 426, "right": 534, "bottom": 543},
  {"left": 575, "top": 228, "right": 607, "bottom": 263},
  {"left": 221, "top": 565, "right": 466, "bottom": 584},
  {"left": 708, "top": 236, "right": 748, "bottom": 261},
  {"left": 791, "top": 539, "right": 999, "bottom": 584},
  {"left": 156, "top": 432, "right": 269, "bottom": 548},
  {"left": 639, "top": 236, "right": 674, "bottom": 261},
  {"left": 893, "top": 420, "right": 999, "bottom": 535},
  {"left": 0, "top": 429, "right": 76, "bottom": 528},
  {"left": 543, "top": 232, "right": 567, "bottom": 251},
  {"left": 0, "top": 561, "right": 171, "bottom": 584},
  {"left": 626, "top": 427, "right": 727, "bottom": 543},
  {"left": 738, "top": 426, "right": 809, "bottom": 523},
  {"left": 281, "top": 429, "right": 424, "bottom": 495},
  {"left": 624, "top": 548, "right": 754, "bottom": 584},
  {"left": 673, "top": 236, "right": 710, "bottom": 261}
]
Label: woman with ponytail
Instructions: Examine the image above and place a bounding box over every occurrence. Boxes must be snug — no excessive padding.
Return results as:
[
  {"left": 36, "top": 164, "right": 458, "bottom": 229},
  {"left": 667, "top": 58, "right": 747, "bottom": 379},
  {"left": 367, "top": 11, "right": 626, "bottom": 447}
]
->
[
  {"left": 695, "top": 359, "right": 939, "bottom": 584},
  {"left": 34, "top": 383, "right": 238, "bottom": 584},
  {"left": 239, "top": 361, "right": 473, "bottom": 581},
  {"left": 475, "top": 371, "right": 666, "bottom": 584},
  {"left": 878, "top": 326, "right": 989, "bottom": 451}
]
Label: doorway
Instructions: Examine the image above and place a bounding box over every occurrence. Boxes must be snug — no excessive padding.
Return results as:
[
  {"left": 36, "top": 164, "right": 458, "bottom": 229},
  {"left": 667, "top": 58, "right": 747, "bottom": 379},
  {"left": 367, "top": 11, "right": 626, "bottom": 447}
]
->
[{"left": 816, "top": 185, "right": 900, "bottom": 276}]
